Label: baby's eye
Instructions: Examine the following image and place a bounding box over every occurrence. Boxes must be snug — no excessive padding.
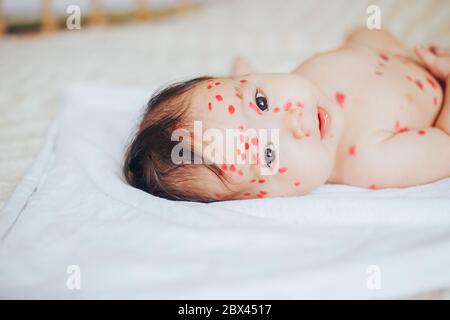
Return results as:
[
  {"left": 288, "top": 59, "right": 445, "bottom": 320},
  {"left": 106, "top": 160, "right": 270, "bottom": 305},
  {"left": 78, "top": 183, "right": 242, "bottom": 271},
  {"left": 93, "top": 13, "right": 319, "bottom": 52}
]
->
[
  {"left": 255, "top": 90, "right": 269, "bottom": 111},
  {"left": 264, "top": 142, "right": 276, "bottom": 167}
]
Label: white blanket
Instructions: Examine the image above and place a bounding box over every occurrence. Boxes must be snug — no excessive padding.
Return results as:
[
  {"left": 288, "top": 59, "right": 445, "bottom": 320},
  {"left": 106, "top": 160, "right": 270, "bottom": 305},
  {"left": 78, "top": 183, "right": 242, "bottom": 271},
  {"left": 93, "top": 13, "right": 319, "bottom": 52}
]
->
[{"left": 0, "top": 83, "right": 449, "bottom": 299}]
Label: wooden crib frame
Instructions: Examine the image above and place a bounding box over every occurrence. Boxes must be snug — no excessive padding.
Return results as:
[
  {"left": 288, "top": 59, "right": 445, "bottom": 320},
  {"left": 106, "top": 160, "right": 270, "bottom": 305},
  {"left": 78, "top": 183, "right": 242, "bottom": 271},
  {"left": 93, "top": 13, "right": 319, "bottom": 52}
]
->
[{"left": 0, "top": 0, "right": 195, "bottom": 37}]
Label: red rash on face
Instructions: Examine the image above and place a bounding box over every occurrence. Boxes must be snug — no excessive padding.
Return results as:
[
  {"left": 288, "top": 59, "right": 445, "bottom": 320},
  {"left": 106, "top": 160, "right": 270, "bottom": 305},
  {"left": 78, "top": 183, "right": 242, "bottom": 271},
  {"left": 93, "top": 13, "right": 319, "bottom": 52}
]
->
[
  {"left": 228, "top": 105, "right": 235, "bottom": 114},
  {"left": 418, "top": 130, "right": 426, "bottom": 135},
  {"left": 335, "top": 92, "right": 345, "bottom": 108},
  {"left": 259, "top": 190, "right": 267, "bottom": 196},
  {"left": 258, "top": 179, "right": 265, "bottom": 184},
  {"left": 249, "top": 101, "right": 263, "bottom": 115},
  {"left": 395, "top": 121, "right": 409, "bottom": 133},
  {"left": 239, "top": 79, "right": 247, "bottom": 83},
  {"left": 368, "top": 184, "right": 377, "bottom": 190},
  {"left": 426, "top": 77, "right": 437, "bottom": 89},
  {"left": 250, "top": 179, "right": 256, "bottom": 183},
  {"left": 348, "top": 144, "right": 356, "bottom": 156},
  {"left": 208, "top": 102, "right": 212, "bottom": 111},
  {"left": 273, "top": 107, "right": 281, "bottom": 113},
  {"left": 278, "top": 167, "right": 288, "bottom": 174},
  {"left": 207, "top": 85, "right": 212, "bottom": 89},
  {"left": 215, "top": 82, "right": 221, "bottom": 86},
  {"left": 215, "top": 95, "right": 223, "bottom": 102},
  {"left": 294, "top": 181, "right": 301, "bottom": 187},
  {"left": 283, "top": 100, "right": 292, "bottom": 111},
  {"left": 379, "top": 53, "right": 389, "bottom": 61}
]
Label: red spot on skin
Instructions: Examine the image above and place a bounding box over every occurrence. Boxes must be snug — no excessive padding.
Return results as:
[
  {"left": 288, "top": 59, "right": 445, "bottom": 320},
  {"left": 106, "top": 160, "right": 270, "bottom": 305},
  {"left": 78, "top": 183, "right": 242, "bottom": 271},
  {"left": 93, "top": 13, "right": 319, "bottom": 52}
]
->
[
  {"left": 245, "top": 142, "right": 250, "bottom": 150},
  {"left": 243, "top": 192, "right": 251, "bottom": 196},
  {"left": 304, "top": 131, "right": 311, "bottom": 137},
  {"left": 405, "top": 75, "right": 413, "bottom": 81},
  {"left": 208, "top": 102, "right": 212, "bottom": 111},
  {"left": 215, "top": 82, "right": 221, "bottom": 86},
  {"left": 235, "top": 92, "right": 243, "bottom": 100},
  {"left": 207, "top": 85, "right": 212, "bottom": 89},
  {"left": 415, "top": 79, "right": 424, "bottom": 91},
  {"left": 395, "top": 120, "right": 409, "bottom": 133},
  {"left": 207, "top": 79, "right": 214, "bottom": 82},
  {"left": 238, "top": 169, "right": 244, "bottom": 176},
  {"left": 295, "top": 101, "right": 304, "bottom": 108},
  {"left": 379, "top": 53, "right": 389, "bottom": 61},
  {"left": 418, "top": 130, "right": 426, "bottom": 135},
  {"left": 294, "top": 181, "right": 301, "bottom": 187},
  {"left": 228, "top": 105, "right": 235, "bottom": 114},
  {"left": 250, "top": 179, "right": 256, "bottom": 183},
  {"left": 278, "top": 167, "right": 288, "bottom": 174},
  {"left": 214, "top": 193, "right": 221, "bottom": 198},
  {"left": 273, "top": 107, "right": 281, "bottom": 113},
  {"left": 427, "top": 77, "right": 437, "bottom": 89},
  {"left": 368, "top": 184, "right": 377, "bottom": 190},
  {"left": 221, "top": 164, "right": 228, "bottom": 171},
  {"left": 258, "top": 190, "right": 267, "bottom": 196},
  {"left": 257, "top": 194, "right": 265, "bottom": 199},
  {"left": 258, "top": 179, "right": 265, "bottom": 184},
  {"left": 215, "top": 95, "right": 223, "bottom": 102},
  {"left": 238, "top": 125, "right": 244, "bottom": 131},
  {"left": 283, "top": 100, "right": 292, "bottom": 111},
  {"left": 433, "top": 97, "right": 438, "bottom": 106},
  {"left": 241, "top": 153, "right": 246, "bottom": 161},
  {"left": 229, "top": 164, "right": 236, "bottom": 172},
  {"left": 335, "top": 92, "right": 345, "bottom": 108},
  {"left": 348, "top": 144, "right": 356, "bottom": 156},
  {"left": 251, "top": 137, "right": 258, "bottom": 146},
  {"left": 375, "top": 71, "right": 383, "bottom": 76},
  {"left": 239, "top": 79, "right": 247, "bottom": 83},
  {"left": 249, "top": 101, "right": 263, "bottom": 115},
  {"left": 378, "top": 62, "right": 385, "bottom": 67}
]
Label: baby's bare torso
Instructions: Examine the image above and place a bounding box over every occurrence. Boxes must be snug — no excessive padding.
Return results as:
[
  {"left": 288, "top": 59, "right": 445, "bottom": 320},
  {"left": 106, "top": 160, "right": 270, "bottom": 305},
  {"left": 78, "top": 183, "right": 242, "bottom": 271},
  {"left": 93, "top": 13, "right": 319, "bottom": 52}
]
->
[{"left": 294, "top": 30, "right": 444, "bottom": 187}]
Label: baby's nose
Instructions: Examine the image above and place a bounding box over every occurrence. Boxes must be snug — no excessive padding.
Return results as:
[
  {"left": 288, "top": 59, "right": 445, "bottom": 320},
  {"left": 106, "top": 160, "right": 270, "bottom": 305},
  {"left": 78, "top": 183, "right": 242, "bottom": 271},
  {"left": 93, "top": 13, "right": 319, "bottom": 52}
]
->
[{"left": 287, "top": 108, "right": 306, "bottom": 139}]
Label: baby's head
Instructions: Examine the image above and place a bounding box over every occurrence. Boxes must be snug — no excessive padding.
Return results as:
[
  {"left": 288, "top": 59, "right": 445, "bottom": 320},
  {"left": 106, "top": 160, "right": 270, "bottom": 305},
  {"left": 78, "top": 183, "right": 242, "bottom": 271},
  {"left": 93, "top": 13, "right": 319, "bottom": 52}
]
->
[{"left": 123, "top": 73, "right": 343, "bottom": 202}]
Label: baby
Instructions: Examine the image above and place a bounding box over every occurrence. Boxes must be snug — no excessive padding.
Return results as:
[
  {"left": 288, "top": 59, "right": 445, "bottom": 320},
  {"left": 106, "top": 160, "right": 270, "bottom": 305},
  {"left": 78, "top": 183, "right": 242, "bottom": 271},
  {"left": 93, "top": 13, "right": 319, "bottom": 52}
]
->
[{"left": 123, "top": 28, "right": 450, "bottom": 202}]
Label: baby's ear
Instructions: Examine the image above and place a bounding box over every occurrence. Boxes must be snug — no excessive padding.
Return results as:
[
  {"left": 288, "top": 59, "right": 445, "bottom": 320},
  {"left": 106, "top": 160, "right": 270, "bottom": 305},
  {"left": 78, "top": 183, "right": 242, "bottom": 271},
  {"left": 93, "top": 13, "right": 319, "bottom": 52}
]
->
[{"left": 230, "top": 55, "right": 254, "bottom": 76}]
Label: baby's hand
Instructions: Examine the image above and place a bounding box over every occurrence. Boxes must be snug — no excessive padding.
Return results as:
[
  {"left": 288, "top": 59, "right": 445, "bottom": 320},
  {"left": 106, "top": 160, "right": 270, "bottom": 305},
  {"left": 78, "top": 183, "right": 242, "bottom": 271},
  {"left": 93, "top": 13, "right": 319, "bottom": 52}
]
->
[{"left": 415, "top": 45, "right": 450, "bottom": 81}]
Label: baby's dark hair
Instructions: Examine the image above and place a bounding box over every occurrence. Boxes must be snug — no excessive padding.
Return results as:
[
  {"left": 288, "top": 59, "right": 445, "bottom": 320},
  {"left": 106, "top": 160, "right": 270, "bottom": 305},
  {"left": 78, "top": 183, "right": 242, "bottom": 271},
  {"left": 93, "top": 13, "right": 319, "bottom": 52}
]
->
[{"left": 123, "top": 76, "right": 230, "bottom": 202}]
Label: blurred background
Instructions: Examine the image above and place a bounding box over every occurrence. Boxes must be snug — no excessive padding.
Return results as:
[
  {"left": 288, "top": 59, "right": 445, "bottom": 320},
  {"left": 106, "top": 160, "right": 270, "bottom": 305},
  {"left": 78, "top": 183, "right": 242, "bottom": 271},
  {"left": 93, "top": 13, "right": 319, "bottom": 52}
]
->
[{"left": 0, "top": 0, "right": 449, "bottom": 299}]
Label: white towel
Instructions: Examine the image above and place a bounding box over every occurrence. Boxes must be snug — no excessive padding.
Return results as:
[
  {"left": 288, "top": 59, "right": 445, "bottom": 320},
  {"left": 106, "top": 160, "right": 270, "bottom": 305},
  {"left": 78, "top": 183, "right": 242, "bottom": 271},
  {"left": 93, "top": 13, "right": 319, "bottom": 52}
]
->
[{"left": 0, "top": 83, "right": 449, "bottom": 299}]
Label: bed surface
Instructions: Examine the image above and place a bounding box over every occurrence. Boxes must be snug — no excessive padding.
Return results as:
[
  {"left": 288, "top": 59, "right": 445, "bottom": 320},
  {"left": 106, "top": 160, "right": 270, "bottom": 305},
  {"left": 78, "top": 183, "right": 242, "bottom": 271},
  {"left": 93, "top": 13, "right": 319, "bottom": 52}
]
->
[{"left": 1, "top": 0, "right": 449, "bottom": 299}]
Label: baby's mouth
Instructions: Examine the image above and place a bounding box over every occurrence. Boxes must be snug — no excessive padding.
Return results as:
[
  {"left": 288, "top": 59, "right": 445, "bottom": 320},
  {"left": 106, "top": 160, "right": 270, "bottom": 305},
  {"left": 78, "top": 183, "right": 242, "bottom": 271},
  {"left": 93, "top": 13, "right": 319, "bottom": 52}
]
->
[{"left": 317, "top": 106, "right": 330, "bottom": 139}]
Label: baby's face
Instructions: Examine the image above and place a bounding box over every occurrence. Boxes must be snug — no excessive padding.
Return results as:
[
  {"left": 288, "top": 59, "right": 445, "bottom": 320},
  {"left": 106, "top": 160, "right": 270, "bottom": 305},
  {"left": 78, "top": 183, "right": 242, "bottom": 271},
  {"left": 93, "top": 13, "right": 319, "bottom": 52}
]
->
[{"left": 189, "top": 73, "right": 344, "bottom": 199}]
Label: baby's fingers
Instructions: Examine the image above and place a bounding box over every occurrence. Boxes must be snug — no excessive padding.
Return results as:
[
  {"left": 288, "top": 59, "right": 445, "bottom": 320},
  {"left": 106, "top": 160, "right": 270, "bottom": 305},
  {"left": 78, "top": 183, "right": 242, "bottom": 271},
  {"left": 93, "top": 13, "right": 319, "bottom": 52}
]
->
[{"left": 415, "top": 45, "right": 449, "bottom": 80}]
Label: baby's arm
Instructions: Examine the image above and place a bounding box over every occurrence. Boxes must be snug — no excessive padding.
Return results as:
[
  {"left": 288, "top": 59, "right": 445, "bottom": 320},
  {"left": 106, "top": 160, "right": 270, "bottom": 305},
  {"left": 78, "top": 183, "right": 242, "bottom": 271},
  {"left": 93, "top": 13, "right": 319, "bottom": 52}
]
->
[
  {"left": 415, "top": 45, "right": 450, "bottom": 134},
  {"left": 360, "top": 129, "right": 450, "bottom": 188}
]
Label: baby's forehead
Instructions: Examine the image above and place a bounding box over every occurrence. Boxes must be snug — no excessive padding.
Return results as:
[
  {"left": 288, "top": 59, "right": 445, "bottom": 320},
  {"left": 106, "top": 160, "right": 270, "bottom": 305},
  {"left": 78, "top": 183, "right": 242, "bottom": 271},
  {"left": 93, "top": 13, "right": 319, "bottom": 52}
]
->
[{"left": 190, "top": 78, "right": 244, "bottom": 127}]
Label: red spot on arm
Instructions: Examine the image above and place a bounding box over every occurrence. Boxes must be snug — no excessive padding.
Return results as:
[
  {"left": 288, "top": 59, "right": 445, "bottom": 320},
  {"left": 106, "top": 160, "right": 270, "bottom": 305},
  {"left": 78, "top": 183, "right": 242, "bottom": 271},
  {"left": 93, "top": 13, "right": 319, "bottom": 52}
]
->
[
  {"left": 243, "top": 192, "right": 251, "bottom": 196},
  {"left": 368, "top": 184, "right": 377, "bottom": 190},
  {"left": 348, "top": 144, "right": 356, "bottom": 156},
  {"left": 228, "top": 105, "right": 235, "bottom": 114},
  {"left": 426, "top": 76, "right": 437, "bottom": 89},
  {"left": 273, "top": 107, "right": 281, "bottom": 113},
  {"left": 238, "top": 169, "right": 244, "bottom": 176},
  {"left": 229, "top": 164, "right": 236, "bottom": 172},
  {"left": 215, "top": 95, "right": 223, "bottom": 102},
  {"left": 294, "top": 181, "right": 301, "bottom": 187},
  {"left": 215, "top": 82, "right": 221, "bottom": 86},
  {"left": 245, "top": 142, "right": 249, "bottom": 150},
  {"left": 379, "top": 53, "right": 389, "bottom": 61},
  {"left": 235, "top": 92, "right": 243, "bottom": 100},
  {"left": 208, "top": 102, "right": 212, "bottom": 111},
  {"left": 335, "top": 92, "right": 345, "bottom": 108},
  {"left": 221, "top": 164, "right": 228, "bottom": 171},
  {"left": 251, "top": 137, "right": 258, "bottom": 146},
  {"left": 207, "top": 85, "right": 212, "bottom": 89},
  {"left": 250, "top": 179, "right": 256, "bottom": 183},
  {"left": 395, "top": 121, "right": 409, "bottom": 133},
  {"left": 414, "top": 79, "right": 424, "bottom": 91},
  {"left": 258, "top": 179, "right": 265, "bottom": 184},
  {"left": 239, "top": 79, "right": 247, "bottom": 83},
  {"left": 418, "top": 130, "right": 426, "bottom": 136}
]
